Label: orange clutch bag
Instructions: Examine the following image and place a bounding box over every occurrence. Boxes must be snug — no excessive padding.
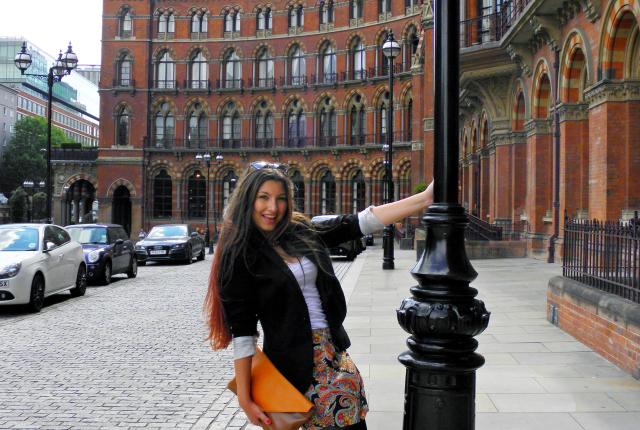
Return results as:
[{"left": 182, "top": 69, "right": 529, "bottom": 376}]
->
[{"left": 227, "top": 347, "right": 314, "bottom": 430}]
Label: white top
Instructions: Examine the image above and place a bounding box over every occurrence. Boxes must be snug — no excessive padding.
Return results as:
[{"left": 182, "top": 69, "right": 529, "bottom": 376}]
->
[
  {"left": 232, "top": 206, "right": 384, "bottom": 359},
  {"left": 286, "top": 256, "right": 327, "bottom": 329}
]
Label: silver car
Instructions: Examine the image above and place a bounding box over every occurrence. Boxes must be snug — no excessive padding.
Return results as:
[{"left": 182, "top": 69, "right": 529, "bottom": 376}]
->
[{"left": 0, "top": 224, "right": 87, "bottom": 312}]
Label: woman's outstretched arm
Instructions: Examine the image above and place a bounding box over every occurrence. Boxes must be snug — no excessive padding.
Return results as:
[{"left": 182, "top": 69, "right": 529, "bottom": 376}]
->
[{"left": 371, "top": 180, "right": 433, "bottom": 225}]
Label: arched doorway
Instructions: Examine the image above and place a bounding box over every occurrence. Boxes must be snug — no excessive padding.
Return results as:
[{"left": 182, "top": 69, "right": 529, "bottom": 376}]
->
[
  {"left": 63, "top": 179, "right": 96, "bottom": 225},
  {"left": 112, "top": 186, "right": 132, "bottom": 235}
]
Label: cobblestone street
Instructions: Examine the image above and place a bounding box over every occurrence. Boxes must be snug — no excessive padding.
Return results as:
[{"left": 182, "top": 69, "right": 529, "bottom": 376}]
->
[{"left": 0, "top": 255, "right": 352, "bottom": 430}]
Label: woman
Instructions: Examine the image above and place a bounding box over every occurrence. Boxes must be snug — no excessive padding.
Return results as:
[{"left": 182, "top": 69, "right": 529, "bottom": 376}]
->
[{"left": 205, "top": 162, "right": 433, "bottom": 429}]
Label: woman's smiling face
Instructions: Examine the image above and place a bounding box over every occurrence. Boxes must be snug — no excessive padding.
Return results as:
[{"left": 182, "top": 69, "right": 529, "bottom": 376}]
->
[{"left": 252, "top": 180, "right": 288, "bottom": 232}]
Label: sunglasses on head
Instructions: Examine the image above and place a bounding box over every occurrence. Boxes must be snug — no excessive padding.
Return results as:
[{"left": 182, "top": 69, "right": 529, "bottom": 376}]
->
[{"left": 250, "top": 161, "right": 289, "bottom": 174}]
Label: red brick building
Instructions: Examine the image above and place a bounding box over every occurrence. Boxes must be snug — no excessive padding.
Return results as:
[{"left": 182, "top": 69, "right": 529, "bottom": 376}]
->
[
  {"left": 459, "top": 0, "right": 639, "bottom": 256},
  {"left": 95, "top": 0, "right": 432, "bottom": 235}
]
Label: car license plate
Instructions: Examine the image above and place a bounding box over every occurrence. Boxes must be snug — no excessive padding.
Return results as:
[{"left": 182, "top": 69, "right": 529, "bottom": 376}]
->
[
  {"left": 149, "top": 250, "right": 166, "bottom": 255},
  {"left": 0, "top": 280, "right": 8, "bottom": 288}
]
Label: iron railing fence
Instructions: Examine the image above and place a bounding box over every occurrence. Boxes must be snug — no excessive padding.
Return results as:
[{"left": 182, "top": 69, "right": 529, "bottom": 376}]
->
[
  {"left": 144, "top": 131, "right": 411, "bottom": 151},
  {"left": 563, "top": 213, "right": 640, "bottom": 304},
  {"left": 466, "top": 213, "right": 503, "bottom": 241},
  {"left": 460, "top": 0, "right": 532, "bottom": 48},
  {"left": 51, "top": 148, "right": 99, "bottom": 161}
]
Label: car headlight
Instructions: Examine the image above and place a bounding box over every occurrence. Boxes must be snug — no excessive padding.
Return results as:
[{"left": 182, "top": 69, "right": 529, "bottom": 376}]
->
[
  {"left": 0, "top": 263, "right": 21, "bottom": 279},
  {"left": 135, "top": 245, "right": 146, "bottom": 251},
  {"left": 88, "top": 250, "right": 101, "bottom": 263},
  {"left": 172, "top": 243, "right": 185, "bottom": 249}
]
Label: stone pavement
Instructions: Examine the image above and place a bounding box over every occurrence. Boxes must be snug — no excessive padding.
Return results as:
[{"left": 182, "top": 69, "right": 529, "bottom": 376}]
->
[
  {"left": 1, "top": 245, "right": 639, "bottom": 430},
  {"left": 344, "top": 246, "right": 640, "bottom": 430}
]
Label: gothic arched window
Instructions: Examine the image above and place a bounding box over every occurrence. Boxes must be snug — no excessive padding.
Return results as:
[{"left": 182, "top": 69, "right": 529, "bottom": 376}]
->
[
  {"left": 318, "top": 97, "right": 336, "bottom": 147},
  {"left": 352, "top": 39, "right": 366, "bottom": 80},
  {"left": 187, "top": 170, "right": 206, "bottom": 218},
  {"left": 289, "top": 45, "right": 305, "bottom": 86},
  {"left": 154, "top": 102, "right": 174, "bottom": 148},
  {"left": 156, "top": 51, "right": 175, "bottom": 88},
  {"left": 117, "top": 53, "right": 132, "bottom": 86},
  {"left": 320, "top": 170, "right": 336, "bottom": 214},
  {"left": 119, "top": 9, "right": 132, "bottom": 37},
  {"left": 116, "top": 107, "right": 130, "bottom": 146},
  {"left": 256, "top": 48, "right": 274, "bottom": 87},
  {"left": 224, "top": 50, "right": 242, "bottom": 88},
  {"left": 153, "top": 169, "right": 172, "bottom": 218},
  {"left": 189, "top": 50, "right": 208, "bottom": 89},
  {"left": 348, "top": 94, "right": 366, "bottom": 145},
  {"left": 291, "top": 170, "right": 305, "bottom": 212},
  {"left": 254, "top": 101, "right": 273, "bottom": 148},
  {"left": 287, "top": 100, "right": 306, "bottom": 148},
  {"left": 186, "top": 104, "right": 207, "bottom": 148},
  {"left": 351, "top": 170, "right": 366, "bottom": 213},
  {"left": 221, "top": 102, "right": 241, "bottom": 148},
  {"left": 321, "top": 44, "right": 336, "bottom": 83},
  {"left": 191, "top": 12, "right": 208, "bottom": 35}
]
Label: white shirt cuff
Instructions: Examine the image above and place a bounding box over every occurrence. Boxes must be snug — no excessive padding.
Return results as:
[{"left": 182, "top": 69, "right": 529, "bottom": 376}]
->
[
  {"left": 358, "top": 206, "right": 385, "bottom": 235},
  {"left": 233, "top": 335, "right": 257, "bottom": 360}
]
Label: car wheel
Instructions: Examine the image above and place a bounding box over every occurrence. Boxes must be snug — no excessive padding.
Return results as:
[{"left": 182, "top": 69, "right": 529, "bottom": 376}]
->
[
  {"left": 346, "top": 251, "right": 356, "bottom": 261},
  {"left": 101, "top": 261, "right": 112, "bottom": 285},
  {"left": 127, "top": 256, "right": 138, "bottom": 278},
  {"left": 138, "top": 260, "right": 146, "bottom": 266},
  {"left": 197, "top": 246, "right": 205, "bottom": 261},
  {"left": 70, "top": 265, "right": 87, "bottom": 297},
  {"left": 27, "top": 274, "right": 45, "bottom": 313},
  {"left": 185, "top": 246, "right": 193, "bottom": 264}
]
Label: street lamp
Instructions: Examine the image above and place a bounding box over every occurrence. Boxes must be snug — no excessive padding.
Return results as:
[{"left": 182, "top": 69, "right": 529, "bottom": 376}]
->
[
  {"left": 381, "top": 30, "right": 400, "bottom": 270},
  {"left": 397, "top": 2, "right": 490, "bottom": 430},
  {"left": 195, "top": 152, "right": 213, "bottom": 254},
  {"left": 14, "top": 41, "right": 78, "bottom": 224}
]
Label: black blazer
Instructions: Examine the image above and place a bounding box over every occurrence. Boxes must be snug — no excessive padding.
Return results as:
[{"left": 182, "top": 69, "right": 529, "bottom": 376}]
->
[{"left": 220, "top": 214, "right": 363, "bottom": 394}]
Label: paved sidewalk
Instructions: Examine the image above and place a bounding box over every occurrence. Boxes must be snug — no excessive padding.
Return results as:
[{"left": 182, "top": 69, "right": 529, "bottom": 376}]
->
[{"left": 343, "top": 246, "right": 640, "bottom": 430}]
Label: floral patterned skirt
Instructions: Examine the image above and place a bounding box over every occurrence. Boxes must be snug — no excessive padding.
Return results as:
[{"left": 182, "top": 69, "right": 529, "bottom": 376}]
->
[{"left": 303, "top": 328, "right": 368, "bottom": 429}]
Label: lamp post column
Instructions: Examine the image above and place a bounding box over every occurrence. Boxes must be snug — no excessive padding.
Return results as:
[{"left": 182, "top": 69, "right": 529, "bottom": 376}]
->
[
  {"left": 45, "top": 69, "right": 54, "bottom": 224},
  {"left": 382, "top": 30, "right": 399, "bottom": 270},
  {"left": 397, "top": 2, "right": 490, "bottom": 429}
]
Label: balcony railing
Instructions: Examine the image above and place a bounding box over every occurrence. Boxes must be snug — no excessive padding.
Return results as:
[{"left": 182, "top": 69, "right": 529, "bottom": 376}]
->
[
  {"left": 186, "top": 79, "right": 210, "bottom": 90},
  {"left": 145, "top": 131, "right": 409, "bottom": 151},
  {"left": 51, "top": 148, "right": 99, "bottom": 162},
  {"left": 154, "top": 79, "right": 177, "bottom": 89},
  {"left": 460, "top": 0, "right": 532, "bottom": 48},
  {"left": 216, "top": 79, "right": 243, "bottom": 90}
]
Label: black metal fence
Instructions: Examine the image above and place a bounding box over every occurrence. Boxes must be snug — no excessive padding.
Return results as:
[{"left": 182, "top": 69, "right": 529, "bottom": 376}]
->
[{"left": 563, "top": 213, "right": 640, "bottom": 304}]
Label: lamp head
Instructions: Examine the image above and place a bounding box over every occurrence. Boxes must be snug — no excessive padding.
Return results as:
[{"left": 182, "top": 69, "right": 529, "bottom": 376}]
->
[
  {"left": 203, "top": 153, "right": 211, "bottom": 162},
  {"left": 215, "top": 154, "right": 223, "bottom": 162},
  {"left": 61, "top": 42, "right": 78, "bottom": 71},
  {"left": 14, "top": 42, "right": 32, "bottom": 73},
  {"left": 195, "top": 153, "right": 203, "bottom": 161},
  {"left": 52, "top": 51, "right": 67, "bottom": 78},
  {"left": 382, "top": 30, "right": 400, "bottom": 59}
]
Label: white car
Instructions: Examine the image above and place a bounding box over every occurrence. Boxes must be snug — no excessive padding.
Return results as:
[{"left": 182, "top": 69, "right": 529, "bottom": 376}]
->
[{"left": 0, "top": 224, "right": 87, "bottom": 312}]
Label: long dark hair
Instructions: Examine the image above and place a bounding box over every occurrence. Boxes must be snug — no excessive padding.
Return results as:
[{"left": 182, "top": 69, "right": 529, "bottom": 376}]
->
[{"left": 204, "top": 167, "right": 327, "bottom": 349}]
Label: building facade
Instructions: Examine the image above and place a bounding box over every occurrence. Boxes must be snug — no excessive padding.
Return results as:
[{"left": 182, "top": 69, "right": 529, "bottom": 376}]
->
[
  {"left": 96, "top": 0, "right": 433, "bottom": 236},
  {"left": 458, "top": 0, "right": 640, "bottom": 256},
  {"left": 0, "top": 84, "right": 17, "bottom": 159}
]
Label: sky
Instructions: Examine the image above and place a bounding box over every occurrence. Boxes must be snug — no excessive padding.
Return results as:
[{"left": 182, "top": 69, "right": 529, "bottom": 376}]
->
[{"left": 3, "top": 0, "right": 103, "bottom": 65}]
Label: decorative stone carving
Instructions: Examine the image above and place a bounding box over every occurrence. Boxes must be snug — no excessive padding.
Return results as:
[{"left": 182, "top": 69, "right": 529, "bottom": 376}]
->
[
  {"left": 584, "top": 81, "right": 640, "bottom": 108},
  {"left": 529, "top": 15, "right": 562, "bottom": 51},
  {"left": 412, "top": 141, "right": 424, "bottom": 151},
  {"left": 507, "top": 43, "right": 533, "bottom": 77},
  {"left": 524, "top": 118, "right": 552, "bottom": 136},
  {"left": 421, "top": 0, "right": 433, "bottom": 27},
  {"left": 579, "top": 0, "right": 600, "bottom": 22},
  {"left": 557, "top": 103, "right": 589, "bottom": 122},
  {"left": 423, "top": 117, "right": 434, "bottom": 131}
]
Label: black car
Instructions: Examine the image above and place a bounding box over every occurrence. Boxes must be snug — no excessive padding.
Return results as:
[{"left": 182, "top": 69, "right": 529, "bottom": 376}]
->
[
  {"left": 135, "top": 224, "right": 205, "bottom": 265},
  {"left": 311, "top": 215, "right": 363, "bottom": 261},
  {"left": 66, "top": 224, "right": 137, "bottom": 285}
]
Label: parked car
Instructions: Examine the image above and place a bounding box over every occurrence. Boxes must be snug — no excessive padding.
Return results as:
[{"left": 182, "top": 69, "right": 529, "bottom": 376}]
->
[
  {"left": 134, "top": 224, "right": 205, "bottom": 265},
  {"left": 0, "top": 224, "right": 86, "bottom": 312},
  {"left": 66, "top": 224, "right": 137, "bottom": 285},
  {"left": 311, "top": 215, "right": 363, "bottom": 261}
]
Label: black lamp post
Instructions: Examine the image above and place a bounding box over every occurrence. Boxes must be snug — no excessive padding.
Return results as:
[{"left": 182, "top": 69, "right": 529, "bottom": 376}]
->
[
  {"left": 14, "top": 41, "right": 78, "bottom": 225},
  {"left": 213, "top": 153, "right": 223, "bottom": 248},
  {"left": 195, "top": 152, "right": 212, "bottom": 254},
  {"left": 381, "top": 30, "right": 400, "bottom": 270},
  {"left": 397, "top": 2, "right": 490, "bottom": 429}
]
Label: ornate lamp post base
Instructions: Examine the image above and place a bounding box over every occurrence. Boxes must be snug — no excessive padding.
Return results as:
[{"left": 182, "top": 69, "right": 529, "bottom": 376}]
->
[{"left": 398, "top": 205, "right": 490, "bottom": 430}]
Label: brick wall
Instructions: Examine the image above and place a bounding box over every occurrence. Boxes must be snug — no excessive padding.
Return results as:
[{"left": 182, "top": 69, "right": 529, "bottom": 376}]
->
[{"left": 547, "top": 276, "right": 640, "bottom": 380}]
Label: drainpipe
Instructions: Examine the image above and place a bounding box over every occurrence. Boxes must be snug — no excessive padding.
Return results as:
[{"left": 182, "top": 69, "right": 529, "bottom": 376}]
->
[{"left": 548, "top": 47, "right": 561, "bottom": 263}]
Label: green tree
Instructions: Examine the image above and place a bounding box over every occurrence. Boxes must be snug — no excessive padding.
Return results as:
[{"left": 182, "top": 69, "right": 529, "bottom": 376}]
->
[
  {"left": 413, "top": 182, "right": 427, "bottom": 194},
  {"left": 32, "top": 192, "right": 47, "bottom": 222},
  {"left": 8, "top": 187, "right": 27, "bottom": 222},
  {"left": 0, "top": 116, "right": 68, "bottom": 194}
]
